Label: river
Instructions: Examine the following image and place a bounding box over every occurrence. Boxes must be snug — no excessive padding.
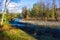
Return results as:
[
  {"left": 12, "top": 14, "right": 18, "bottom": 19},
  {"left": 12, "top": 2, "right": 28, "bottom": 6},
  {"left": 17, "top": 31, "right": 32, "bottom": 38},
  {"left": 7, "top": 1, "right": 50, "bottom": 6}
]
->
[{"left": 9, "top": 18, "right": 60, "bottom": 40}]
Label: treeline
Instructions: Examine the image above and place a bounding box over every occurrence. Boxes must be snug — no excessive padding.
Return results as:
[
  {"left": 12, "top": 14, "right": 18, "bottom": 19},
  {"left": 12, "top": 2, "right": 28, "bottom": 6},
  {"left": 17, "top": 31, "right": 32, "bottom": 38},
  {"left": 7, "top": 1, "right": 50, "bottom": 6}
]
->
[{"left": 21, "top": 0, "right": 60, "bottom": 21}]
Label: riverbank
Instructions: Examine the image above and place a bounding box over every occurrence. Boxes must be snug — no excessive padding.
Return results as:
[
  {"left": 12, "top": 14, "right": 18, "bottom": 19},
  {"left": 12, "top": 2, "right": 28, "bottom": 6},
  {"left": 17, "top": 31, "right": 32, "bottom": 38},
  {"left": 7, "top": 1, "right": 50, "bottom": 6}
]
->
[
  {"left": 21, "top": 20, "right": 60, "bottom": 27},
  {"left": 0, "top": 24, "right": 36, "bottom": 40}
]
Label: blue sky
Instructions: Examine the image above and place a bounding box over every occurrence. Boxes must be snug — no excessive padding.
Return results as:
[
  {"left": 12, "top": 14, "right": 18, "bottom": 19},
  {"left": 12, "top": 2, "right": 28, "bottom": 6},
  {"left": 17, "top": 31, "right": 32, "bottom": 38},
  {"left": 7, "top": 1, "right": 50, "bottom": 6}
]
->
[
  {"left": 0, "top": 0, "right": 60, "bottom": 13},
  {"left": 0, "top": 0, "right": 38, "bottom": 13},
  {"left": 10, "top": 0, "right": 37, "bottom": 9}
]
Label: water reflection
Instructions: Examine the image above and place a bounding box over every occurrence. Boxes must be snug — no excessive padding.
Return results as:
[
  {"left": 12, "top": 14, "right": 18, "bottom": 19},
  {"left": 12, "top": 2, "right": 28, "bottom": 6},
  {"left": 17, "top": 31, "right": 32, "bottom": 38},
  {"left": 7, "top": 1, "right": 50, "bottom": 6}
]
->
[{"left": 9, "top": 19, "right": 60, "bottom": 40}]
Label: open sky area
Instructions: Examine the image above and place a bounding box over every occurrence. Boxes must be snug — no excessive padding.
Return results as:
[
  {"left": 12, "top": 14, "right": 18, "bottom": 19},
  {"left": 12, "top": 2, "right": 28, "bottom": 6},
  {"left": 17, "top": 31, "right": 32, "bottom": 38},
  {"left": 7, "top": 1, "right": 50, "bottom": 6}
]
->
[{"left": 0, "top": 0, "right": 60, "bottom": 13}]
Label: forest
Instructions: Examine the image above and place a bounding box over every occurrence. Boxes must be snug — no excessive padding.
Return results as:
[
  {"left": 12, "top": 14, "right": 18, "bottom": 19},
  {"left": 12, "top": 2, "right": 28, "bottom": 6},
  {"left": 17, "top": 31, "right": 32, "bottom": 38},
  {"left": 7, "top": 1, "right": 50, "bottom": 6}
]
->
[{"left": 21, "top": 0, "right": 60, "bottom": 21}]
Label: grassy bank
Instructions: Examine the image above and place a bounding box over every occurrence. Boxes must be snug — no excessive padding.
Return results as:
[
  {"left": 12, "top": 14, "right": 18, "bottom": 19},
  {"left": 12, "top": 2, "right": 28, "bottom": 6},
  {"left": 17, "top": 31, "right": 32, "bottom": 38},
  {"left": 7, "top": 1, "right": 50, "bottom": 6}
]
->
[{"left": 0, "top": 24, "right": 36, "bottom": 40}]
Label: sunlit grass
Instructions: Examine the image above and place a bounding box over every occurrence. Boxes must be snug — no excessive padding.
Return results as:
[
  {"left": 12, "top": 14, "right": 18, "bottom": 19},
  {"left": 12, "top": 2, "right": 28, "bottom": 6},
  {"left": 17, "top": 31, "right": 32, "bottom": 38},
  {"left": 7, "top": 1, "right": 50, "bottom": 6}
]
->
[{"left": 0, "top": 24, "right": 36, "bottom": 40}]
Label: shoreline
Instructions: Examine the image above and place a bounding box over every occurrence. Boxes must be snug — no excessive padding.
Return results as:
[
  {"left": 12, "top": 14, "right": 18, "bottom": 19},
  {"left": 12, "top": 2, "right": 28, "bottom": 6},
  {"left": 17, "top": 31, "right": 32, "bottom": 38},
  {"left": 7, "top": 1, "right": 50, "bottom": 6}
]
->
[{"left": 21, "top": 20, "right": 60, "bottom": 27}]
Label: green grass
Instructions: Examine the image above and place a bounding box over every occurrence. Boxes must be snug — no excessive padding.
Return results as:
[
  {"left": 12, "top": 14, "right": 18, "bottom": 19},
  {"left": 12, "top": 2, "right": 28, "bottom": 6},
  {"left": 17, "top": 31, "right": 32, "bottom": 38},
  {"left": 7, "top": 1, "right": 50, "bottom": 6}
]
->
[{"left": 0, "top": 24, "right": 36, "bottom": 40}]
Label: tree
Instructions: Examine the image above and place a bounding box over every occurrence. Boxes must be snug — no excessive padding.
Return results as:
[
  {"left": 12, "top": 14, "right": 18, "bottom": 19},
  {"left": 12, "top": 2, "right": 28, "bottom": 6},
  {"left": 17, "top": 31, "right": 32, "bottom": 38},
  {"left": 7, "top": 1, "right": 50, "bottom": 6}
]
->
[
  {"left": 22, "top": 6, "right": 31, "bottom": 19},
  {"left": 22, "top": 7, "right": 27, "bottom": 18},
  {"left": 40, "top": 0, "right": 47, "bottom": 20},
  {"left": 26, "top": 9, "right": 31, "bottom": 19},
  {"left": 1, "top": 0, "right": 7, "bottom": 25},
  {"left": 46, "top": 0, "right": 50, "bottom": 20},
  {"left": 52, "top": 0, "right": 57, "bottom": 21},
  {"left": 31, "top": 4, "right": 40, "bottom": 18},
  {"left": 1, "top": 0, "right": 10, "bottom": 25}
]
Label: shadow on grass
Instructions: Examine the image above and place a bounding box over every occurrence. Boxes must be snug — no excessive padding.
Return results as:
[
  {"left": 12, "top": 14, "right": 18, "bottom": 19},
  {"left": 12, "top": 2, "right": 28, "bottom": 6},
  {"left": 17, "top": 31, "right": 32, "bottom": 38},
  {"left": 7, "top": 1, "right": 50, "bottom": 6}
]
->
[{"left": 10, "top": 21, "right": 60, "bottom": 40}]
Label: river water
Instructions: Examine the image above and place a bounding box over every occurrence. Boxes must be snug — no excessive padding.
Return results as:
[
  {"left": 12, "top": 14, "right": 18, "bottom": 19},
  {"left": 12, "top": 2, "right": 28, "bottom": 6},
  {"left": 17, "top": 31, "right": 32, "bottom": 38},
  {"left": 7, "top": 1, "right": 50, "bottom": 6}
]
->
[{"left": 9, "top": 18, "right": 60, "bottom": 40}]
